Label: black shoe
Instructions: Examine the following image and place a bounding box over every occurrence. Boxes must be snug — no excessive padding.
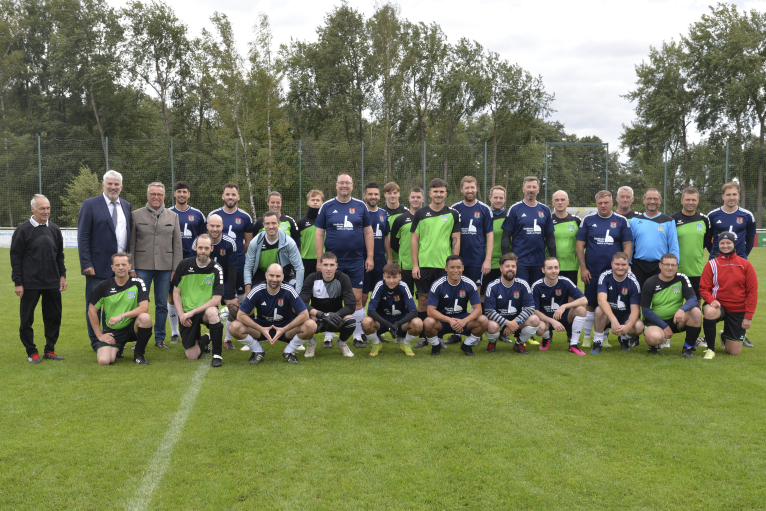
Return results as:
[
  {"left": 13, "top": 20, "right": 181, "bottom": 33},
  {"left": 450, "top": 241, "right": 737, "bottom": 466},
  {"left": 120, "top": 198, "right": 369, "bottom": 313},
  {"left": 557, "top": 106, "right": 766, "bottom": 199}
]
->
[
  {"left": 414, "top": 338, "right": 428, "bottom": 349},
  {"left": 460, "top": 342, "right": 475, "bottom": 356},
  {"left": 376, "top": 332, "right": 390, "bottom": 343},
  {"left": 445, "top": 334, "right": 462, "bottom": 345},
  {"left": 282, "top": 352, "right": 299, "bottom": 365},
  {"left": 628, "top": 337, "right": 640, "bottom": 348},
  {"left": 134, "top": 355, "right": 150, "bottom": 365},
  {"left": 170, "top": 334, "right": 179, "bottom": 344},
  {"left": 43, "top": 352, "right": 64, "bottom": 361},
  {"left": 323, "top": 339, "right": 333, "bottom": 349},
  {"left": 743, "top": 336, "right": 754, "bottom": 348},
  {"left": 353, "top": 338, "right": 366, "bottom": 349},
  {"left": 647, "top": 346, "right": 659, "bottom": 355},
  {"left": 430, "top": 343, "right": 442, "bottom": 356},
  {"left": 211, "top": 356, "right": 223, "bottom": 367},
  {"left": 618, "top": 336, "right": 630, "bottom": 351},
  {"left": 498, "top": 333, "right": 511, "bottom": 343},
  {"left": 485, "top": 342, "right": 496, "bottom": 353},
  {"left": 200, "top": 333, "right": 211, "bottom": 353},
  {"left": 682, "top": 347, "right": 694, "bottom": 359},
  {"left": 249, "top": 352, "right": 265, "bottom": 365},
  {"left": 513, "top": 343, "right": 529, "bottom": 355}
]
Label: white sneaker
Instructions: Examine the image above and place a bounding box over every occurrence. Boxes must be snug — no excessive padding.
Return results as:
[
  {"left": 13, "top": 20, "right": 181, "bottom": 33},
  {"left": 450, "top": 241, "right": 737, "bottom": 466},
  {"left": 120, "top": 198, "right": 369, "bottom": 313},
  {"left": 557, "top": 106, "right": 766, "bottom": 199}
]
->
[
  {"left": 339, "top": 343, "right": 354, "bottom": 357},
  {"left": 305, "top": 341, "right": 316, "bottom": 358},
  {"left": 695, "top": 337, "right": 707, "bottom": 348},
  {"left": 240, "top": 345, "right": 251, "bottom": 351},
  {"left": 703, "top": 349, "right": 715, "bottom": 360},
  {"left": 296, "top": 344, "right": 306, "bottom": 351},
  {"left": 659, "top": 338, "right": 671, "bottom": 349}
]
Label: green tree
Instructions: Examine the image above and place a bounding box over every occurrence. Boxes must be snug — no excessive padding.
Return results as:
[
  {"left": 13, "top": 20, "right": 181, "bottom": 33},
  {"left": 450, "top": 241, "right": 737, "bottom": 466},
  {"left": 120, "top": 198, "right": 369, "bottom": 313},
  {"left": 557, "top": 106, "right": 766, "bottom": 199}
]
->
[
  {"left": 62, "top": 164, "right": 101, "bottom": 226},
  {"left": 1, "top": 0, "right": 25, "bottom": 225}
]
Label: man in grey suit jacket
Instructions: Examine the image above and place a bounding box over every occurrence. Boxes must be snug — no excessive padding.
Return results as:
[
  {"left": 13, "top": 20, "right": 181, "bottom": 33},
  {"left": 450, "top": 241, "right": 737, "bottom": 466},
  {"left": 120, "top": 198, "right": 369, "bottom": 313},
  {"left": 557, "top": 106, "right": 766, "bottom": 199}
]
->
[
  {"left": 129, "top": 182, "right": 183, "bottom": 349},
  {"left": 78, "top": 170, "right": 131, "bottom": 350}
]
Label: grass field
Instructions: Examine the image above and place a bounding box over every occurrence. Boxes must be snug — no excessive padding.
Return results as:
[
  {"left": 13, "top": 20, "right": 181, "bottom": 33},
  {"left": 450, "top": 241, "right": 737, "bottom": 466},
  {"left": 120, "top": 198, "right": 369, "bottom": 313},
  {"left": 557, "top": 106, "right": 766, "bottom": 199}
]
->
[{"left": 1, "top": 248, "right": 765, "bottom": 510}]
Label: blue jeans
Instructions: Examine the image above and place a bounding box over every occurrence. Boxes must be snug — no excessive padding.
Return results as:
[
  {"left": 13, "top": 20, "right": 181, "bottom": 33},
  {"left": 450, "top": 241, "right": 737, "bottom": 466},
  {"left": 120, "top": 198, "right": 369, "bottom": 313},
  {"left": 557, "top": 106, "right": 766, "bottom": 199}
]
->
[
  {"left": 86, "top": 275, "right": 107, "bottom": 350},
  {"left": 135, "top": 270, "right": 172, "bottom": 344}
]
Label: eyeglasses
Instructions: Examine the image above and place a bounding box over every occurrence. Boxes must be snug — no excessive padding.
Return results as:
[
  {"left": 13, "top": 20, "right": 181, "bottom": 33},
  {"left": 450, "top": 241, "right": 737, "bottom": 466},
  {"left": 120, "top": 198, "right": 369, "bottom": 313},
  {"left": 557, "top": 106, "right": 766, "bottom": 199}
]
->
[
  {"left": 660, "top": 263, "right": 678, "bottom": 268},
  {"left": 149, "top": 193, "right": 164, "bottom": 197},
  {"left": 337, "top": 181, "right": 352, "bottom": 185}
]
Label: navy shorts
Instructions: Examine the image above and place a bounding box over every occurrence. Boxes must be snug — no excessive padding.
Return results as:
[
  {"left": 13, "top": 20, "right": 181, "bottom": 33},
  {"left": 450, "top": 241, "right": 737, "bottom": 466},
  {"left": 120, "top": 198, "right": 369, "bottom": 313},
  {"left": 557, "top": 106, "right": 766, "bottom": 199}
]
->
[
  {"left": 462, "top": 266, "right": 485, "bottom": 292},
  {"left": 251, "top": 318, "right": 291, "bottom": 343},
  {"left": 485, "top": 268, "right": 501, "bottom": 287},
  {"left": 516, "top": 265, "right": 543, "bottom": 286},
  {"left": 436, "top": 315, "right": 471, "bottom": 336},
  {"left": 337, "top": 260, "right": 365, "bottom": 289},
  {"left": 542, "top": 308, "right": 573, "bottom": 333},
  {"left": 363, "top": 258, "right": 387, "bottom": 294},
  {"left": 610, "top": 309, "right": 632, "bottom": 325},
  {"left": 236, "top": 268, "right": 246, "bottom": 295}
]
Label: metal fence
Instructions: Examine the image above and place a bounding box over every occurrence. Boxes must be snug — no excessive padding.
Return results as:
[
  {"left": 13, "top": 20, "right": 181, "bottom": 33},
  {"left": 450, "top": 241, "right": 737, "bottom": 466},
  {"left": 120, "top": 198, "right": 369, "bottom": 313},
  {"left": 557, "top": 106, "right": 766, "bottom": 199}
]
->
[{"left": 0, "top": 136, "right": 763, "bottom": 228}]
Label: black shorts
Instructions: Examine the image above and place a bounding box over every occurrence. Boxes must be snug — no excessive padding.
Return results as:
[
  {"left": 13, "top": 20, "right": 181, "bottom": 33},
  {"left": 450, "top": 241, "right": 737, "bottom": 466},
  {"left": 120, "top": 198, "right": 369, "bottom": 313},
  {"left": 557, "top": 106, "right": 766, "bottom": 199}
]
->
[
  {"left": 462, "top": 266, "right": 485, "bottom": 292},
  {"left": 644, "top": 319, "right": 681, "bottom": 334},
  {"left": 415, "top": 267, "right": 446, "bottom": 296},
  {"left": 401, "top": 269, "right": 415, "bottom": 296},
  {"left": 485, "top": 268, "right": 501, "bottom": 287},
  {"left": 363, "top": 258, "right": 387, "bottom": 294},
  {"left": 180, "top": 312, "right": 207, "bottom": 350},
  {"left": 436, "top": 316, "right": 471, "bottom": 336},
  {"left": 94, "top": 323, "right": 136, "bottom": 350},
  {"left": 687, "top": 276, "right": 701, "bottom": 301},
  {"left": 632, "top": 258, "right": 661, "bottom": 289},
  {"left": 302, "top": 257, "right": 318, "bottom": 275},
  {"left": 705, "top": 304, "right": 747, "bottom": 342},
  {"left": 236, "top": 269, "right": 246, "bottom": 295},
  {"left": 559, "top": 270, "right": 578, "bottom": 286}
]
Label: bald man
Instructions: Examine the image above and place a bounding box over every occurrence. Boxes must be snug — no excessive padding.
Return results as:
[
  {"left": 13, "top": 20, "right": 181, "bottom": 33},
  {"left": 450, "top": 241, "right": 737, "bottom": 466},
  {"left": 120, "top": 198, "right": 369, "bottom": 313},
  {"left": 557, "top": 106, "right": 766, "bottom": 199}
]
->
[{"left": 550, "top": 190, "right": 581, "bottom": 284}]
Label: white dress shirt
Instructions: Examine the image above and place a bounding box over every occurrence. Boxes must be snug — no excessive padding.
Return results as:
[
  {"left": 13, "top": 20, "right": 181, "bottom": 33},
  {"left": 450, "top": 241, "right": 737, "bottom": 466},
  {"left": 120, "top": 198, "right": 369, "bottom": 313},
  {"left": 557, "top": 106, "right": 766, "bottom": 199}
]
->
[{"left": 104, "top": 193, "right": 127, "bottom": 252}]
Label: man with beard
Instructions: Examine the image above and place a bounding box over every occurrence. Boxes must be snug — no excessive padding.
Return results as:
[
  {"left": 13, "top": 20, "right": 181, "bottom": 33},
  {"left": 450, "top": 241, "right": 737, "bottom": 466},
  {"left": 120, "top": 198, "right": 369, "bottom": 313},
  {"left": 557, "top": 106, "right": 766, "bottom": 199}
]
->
[
  {"left": 483, "top": 253, "right": 542, "bottom": 355},
  {"left": 484, "top": 186, "right": 508, "bottom": 287},
  {"left": 451, "top": 176, "right": 493, "bottom": 295}
]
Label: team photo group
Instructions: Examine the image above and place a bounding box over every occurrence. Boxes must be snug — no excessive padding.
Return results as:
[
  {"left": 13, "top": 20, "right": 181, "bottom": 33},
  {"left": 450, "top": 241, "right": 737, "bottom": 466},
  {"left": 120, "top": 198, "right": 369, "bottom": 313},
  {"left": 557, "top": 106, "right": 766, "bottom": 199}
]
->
[{"left": 10, "top": 169, "right": 758, "bottom": 366}]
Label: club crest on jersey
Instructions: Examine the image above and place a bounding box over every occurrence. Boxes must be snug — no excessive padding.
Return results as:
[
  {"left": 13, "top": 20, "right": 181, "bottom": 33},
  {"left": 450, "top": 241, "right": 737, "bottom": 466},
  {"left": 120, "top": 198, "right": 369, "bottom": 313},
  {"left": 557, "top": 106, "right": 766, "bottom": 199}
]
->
[
  {"left": 474, "top": 211, "right": 481, "bottom": 218},
  {"left": 568, "top": 225, "right": 575, "bottom": 232},
  {"left": 235, "top": 218, "right": 242, "bottom": 224},
  {"left": 538, "top": 211, "right": 545, "bottom": 218},
  {"left": 379, "top": 215, "right": 384, "bottom": 222},
  {"left": 697, "top": 224, "right": 703, "bottom": 231},
  {"left": 219, "top": 249, "right": 226, "bottom": 256},
  {"left": 442, "top": 215, "right": 449, "bottom": 221},
  {"left": 621, "top": 287, "right": 628, "bottom": 295},
  {"left": 205, "top": 275, "right": 213, "bottom": 285},
  {"left": 188, "top": 215, "right": 195, "bottom": 221},
  {"left": 459, "top": 290, "right": 466, "bottom": 298},
  {"left": 513, "top": 291, "right": 520, "bottom": 299},
  {"left": 658, "top": 225, "right": 664, "bottom": 232},
  {"left": 737, "top": 217, "right": 743, "bottom": 224},
  {"left": 349, "top": 208, "right": 356, "bottom": 214},
  {"left": 277, "top": 298, "right": 284, "bottom": 307},
  {"left": 127, "top": 290, "right": 136, "bottom": 300},
  {"left": 610, "top": 222, "right": 617, "bottom": 228},
  {"left": 555, "top": 288, "right": 562, "bottom": 296},
  {"left": 394, "top": 294, "right": 401, "bottom": 301},
  {"left": 672, "top": 284, "right": 681, "bottom": 294}
]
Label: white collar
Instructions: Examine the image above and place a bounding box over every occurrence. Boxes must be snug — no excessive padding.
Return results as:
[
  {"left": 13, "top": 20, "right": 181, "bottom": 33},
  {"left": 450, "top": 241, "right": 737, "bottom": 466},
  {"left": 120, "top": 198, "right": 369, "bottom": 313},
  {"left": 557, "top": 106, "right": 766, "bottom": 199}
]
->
[
  {"left": 30, "top": 215, "right": 48, "bottom": 227},
  {"left": 103, "top": 193, "right": 121, "bottom": 206}
]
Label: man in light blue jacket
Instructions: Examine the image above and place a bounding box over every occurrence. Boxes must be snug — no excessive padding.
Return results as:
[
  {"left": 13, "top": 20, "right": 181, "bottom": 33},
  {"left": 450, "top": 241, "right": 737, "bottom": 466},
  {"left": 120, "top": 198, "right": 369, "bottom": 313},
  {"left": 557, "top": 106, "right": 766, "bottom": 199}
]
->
[{"left": 244, "top": 211, "right": 304, "bottom": 295}]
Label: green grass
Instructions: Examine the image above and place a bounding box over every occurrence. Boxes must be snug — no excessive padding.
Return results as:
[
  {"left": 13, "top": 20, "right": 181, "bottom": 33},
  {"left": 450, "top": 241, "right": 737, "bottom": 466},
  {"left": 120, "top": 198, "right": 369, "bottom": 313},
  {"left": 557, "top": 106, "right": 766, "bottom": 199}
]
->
[{"left": 1, "top": 249, "right": 765, "bottom": 510}]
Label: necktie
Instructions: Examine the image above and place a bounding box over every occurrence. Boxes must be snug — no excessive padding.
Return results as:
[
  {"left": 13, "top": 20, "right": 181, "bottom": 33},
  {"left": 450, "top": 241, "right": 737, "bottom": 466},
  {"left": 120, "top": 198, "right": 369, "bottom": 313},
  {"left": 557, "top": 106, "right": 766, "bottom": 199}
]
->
[{"left": 111, "top": 201, "right": 118, "bottom": 229}]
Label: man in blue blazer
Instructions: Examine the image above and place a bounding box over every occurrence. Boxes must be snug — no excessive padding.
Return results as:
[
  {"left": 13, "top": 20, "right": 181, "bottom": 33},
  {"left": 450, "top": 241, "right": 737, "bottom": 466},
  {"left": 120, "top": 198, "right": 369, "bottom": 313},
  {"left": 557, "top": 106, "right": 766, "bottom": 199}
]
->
[{"left": 78, "top": 170, "right": 132, "bottom": 350}]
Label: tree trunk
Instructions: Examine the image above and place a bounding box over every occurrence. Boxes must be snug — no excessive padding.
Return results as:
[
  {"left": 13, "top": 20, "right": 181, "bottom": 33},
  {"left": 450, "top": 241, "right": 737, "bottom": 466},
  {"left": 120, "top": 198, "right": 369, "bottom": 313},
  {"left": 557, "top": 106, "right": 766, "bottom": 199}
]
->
[
  {"left": 757, "top": 115, "right": 764, "bottom": 229},
  {"left": 89, "top": 89, "right": 107, "bottom": 159},
  {"left": 491, "top": 116, "right": 498, "bottom": 186},
  {"left": 1, "top": 88, "right": 13, "bottom": 226},
  {"left": 235, "top": 118, "right": 256, "bottom": 217}
]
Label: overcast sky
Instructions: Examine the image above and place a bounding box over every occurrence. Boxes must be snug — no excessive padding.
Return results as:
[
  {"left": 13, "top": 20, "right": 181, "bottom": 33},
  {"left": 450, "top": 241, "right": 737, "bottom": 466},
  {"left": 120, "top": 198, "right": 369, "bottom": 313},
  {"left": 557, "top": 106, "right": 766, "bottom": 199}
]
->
[{"left": 111, "top": 0, "right": 766, "bottom": 147}]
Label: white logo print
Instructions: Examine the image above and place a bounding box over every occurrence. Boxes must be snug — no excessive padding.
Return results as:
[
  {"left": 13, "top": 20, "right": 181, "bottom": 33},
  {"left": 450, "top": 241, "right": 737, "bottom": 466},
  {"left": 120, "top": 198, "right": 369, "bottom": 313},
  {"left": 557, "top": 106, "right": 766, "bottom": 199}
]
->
[
  {"left": 604, "top": 229, "right": 614, "bottom": 243},
  {"left": 333, "top": 210, "right": 338, "bottom": 213},
  {"left": 549, "top": 297, "right": 559, "bottom": 312},
  {"left": 505, "top": 299, "right": 517, "bottom": 316},
  {"left": 444, "top": 294, "right": 449, "bottom": 298},
  {"left": 183, "top": 223, "right": 192, "bottom": 237},
  {"left": 521, "top": 213, "right": 527, "bottom": 217},
  {"left": 616, "top": 294, "right": 626, "bottom": 310},
  {"left": 271, "top": 308, "right": 283, "bottom": 321},
  {"left": 533, "top": 218, "right": 541, "bottom": 232},
  {"left": 467, "top": 219, "right": 477, "bottom": 233},
  {"left": 452, "top": 299, "right": 463, "bottom": 314},
  {"left": 375, "top": 223, "right": 383, "bottom": 237},
  {"left": 716, "top": 220, "right": 721, "bottom": 224},
  {"left": 261, "top": 302, "right": 267, "bottom": 306},
  {"left": 343, "top": 216, "right": 353, "bottom": 229},
  {"left": 228, "top": 225, "right": 236, "bottom": 239}
]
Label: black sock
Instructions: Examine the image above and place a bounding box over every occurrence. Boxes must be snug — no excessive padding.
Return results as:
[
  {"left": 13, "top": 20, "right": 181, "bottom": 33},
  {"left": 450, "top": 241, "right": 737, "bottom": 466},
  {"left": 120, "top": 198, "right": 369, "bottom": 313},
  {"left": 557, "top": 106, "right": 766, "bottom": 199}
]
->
[
  {"left": 703, "top": 318, "right": 717, "bottom": 351},
  {"left": 209, "top": 322, "right": 224, "bottom": 356},
  {"left": 339, "top": 319, "right": 355, "bottom": 343},
  {"left": 134, "top": 327, "right": 153, "bottom": 356},
  {"left": 684, "top": 326, "right": 701, "bottom": 349}
]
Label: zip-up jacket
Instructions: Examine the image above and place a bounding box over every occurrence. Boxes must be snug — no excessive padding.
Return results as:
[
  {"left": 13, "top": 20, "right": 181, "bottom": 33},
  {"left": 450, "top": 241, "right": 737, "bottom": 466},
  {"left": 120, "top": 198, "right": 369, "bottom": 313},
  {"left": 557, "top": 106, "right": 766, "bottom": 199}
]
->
[
  {"left": 630, "top": 212, "right": 680, "bottom": 264},
  {"left": 244, "top": 229, "right": 304, "bottom": 290},
  {"left": 700, "top": 252, "right": 758, "bottom": 320}
]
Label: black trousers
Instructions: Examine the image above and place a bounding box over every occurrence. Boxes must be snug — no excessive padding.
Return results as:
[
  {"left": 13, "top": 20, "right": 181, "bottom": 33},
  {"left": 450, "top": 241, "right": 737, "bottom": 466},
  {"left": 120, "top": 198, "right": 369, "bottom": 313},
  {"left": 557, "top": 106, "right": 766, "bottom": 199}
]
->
[
  {"left": 632, "top": 258, "right": 661, "bottom": 290},
  {"left": 19, "top": 288, "right": 62, "bottom": 356}
]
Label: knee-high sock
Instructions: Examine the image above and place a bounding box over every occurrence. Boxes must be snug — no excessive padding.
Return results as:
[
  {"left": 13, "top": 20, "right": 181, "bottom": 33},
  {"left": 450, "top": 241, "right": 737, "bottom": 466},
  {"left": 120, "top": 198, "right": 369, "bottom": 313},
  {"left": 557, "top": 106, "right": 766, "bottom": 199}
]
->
[
  {"left": 339, "top": 318, "right": 356, "bottom": 343},
  {"left": 225, "top": 319, "right": 232, "bottom": 341},
  {"left": 209, "top": 322, "right": 224, "bottom": 356},
  {"left": 684, "top": 326, "right": 701, "bottom": 349},
  {"left": 352, "top": 308, "right": 365, "bottom": 338},
  {"left": 367, "top": 332, "right": 380, "bottom": 345},
  {"left": 582, "top": 311, "right": 595, "bottom": 339},
  {"left": 240, "top": 334, "right": 263, "bottom": 353},
  {"left": 519, "top": 326, "right": 537, "bottom": 343},
  {"left": 486, "top": 332, "right": 500, "bottom": 343},
  {"left": 403, "top": 333, "right": 418, "bottom": 345},
  {"left": 284, "top": 335, "right": 306, "bottom": 354},
  {"left": 703, "top": 318, "right": 717, "bottom": 351},
  {"left": 134, "top": 327, "right": 153, "bottom": 356},
  {"left": 168, "top": 304, "right": 179, "bottom": 336},
  {"left": 570, "top": 316, "right": 586, "bottom": 345},
  {"left": 465, "top": 334, "right": 481, "bottom": 346}
]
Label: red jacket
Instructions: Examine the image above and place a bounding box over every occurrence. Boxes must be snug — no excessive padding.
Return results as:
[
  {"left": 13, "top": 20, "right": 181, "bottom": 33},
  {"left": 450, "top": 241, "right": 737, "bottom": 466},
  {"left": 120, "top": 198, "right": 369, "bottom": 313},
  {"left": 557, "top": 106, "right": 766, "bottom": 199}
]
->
[{"left": 700, "top": 252, "right": 758, "bottom": 319}]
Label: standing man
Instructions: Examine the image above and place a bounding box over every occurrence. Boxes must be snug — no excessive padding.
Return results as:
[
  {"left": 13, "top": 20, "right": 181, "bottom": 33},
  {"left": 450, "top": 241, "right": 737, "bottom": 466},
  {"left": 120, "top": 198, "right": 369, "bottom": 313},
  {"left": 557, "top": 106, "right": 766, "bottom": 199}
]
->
[
  {"left": 168, "top": 181, "right": 206, "bottom": 344},
  {"left": 423, "top": 255, "right": 487, "bottom": 356},
  {"left": 253, "top": 191, "right": 300, "bottom": 246},
  {"left": 172, "top": 234, "right": 225, "bottom": 366},
  {"left": 297, "top": 190, "right": 325, "bottom": 276},
  {"left": 244, "top": 211, "right": 304, "bottom": 293},
  {"left": 708, "top": 182, "right": 756, "bottom": 260},
  {"left": 358, "top": 182, "right": 392, "bottom": 347},
  {"left": 593, "top": 252, "right": 644, "bottom": 353},
  {"left": 501, "top": 176, "right": 556, "bottom": 285},
  {"left": 88, "top": 253, "right": 153, "bottom": 366},
  {"left": 700, "top": 232, "right": 758, "bottom": 358},
  {"left": 576, "top": 190, "right": 633, "bottom": 347},
  {"left": 411, "top": 178, "right": 461, "bottom": 342},
  {"left": 78, "top": 170, "right": 131, "bottom": 351},
  {"left": 129, "top": 182, "right": 183, "bottom": 350},
  {"left": 208, "top": 182, "right": 254, "bottom": 303},
  {"left": 451, "top": 176, "right": 493, "bottom": 296},
  {"left": 640, "top": 253, "right": 702, "bottom": 358},
  {"left": 314, "top": 174, "right": 374, "bottom": 350},
  {"left": 550, "top": 190, "right": 581, "bottom": 284},
  {"left": 629, "top": 188, "right": 679, "bottom": 289},
  {"left": 382, "top": 182, "right": 409, "bottom": 263},
  {"left": 616, "top": 186, "right": 639, "bottom": 220},
  {"left": 485, "top": 186, "right": 508, "bottom": 286},
  {"left": 12, "top": 195, "right": 67, "bottom": 363},
  {"left": 390, "top": 187, "right": 424, "bottom": 296},
  {"left": 672, "top": 187, "right": 711, "bottom": 348}
]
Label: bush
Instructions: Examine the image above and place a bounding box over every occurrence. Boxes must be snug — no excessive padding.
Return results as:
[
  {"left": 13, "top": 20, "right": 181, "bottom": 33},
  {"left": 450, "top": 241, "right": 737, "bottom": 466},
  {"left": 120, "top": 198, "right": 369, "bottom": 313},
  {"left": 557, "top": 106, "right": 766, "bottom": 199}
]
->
[{"left": 62, "top": 166, "right": 102, "bottom": 227}]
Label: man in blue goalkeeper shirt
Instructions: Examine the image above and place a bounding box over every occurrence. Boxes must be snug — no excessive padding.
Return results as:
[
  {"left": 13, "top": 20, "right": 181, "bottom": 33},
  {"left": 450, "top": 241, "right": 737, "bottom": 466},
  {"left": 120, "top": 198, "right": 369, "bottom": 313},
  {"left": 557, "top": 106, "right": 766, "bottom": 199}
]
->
[
  {"left": 576, "top": 190, "right": 633, "bottom": 346},
  {"left": 229, "top": 263, "right": 317, "bottom": 365},
  {"left": 501, "top": 176, "right": 556, "bottom": 284},
  {"left": 361, "top": 263, "right": 423, "bottom": 356},
  {"left": 629, "top": 188, "right": 679, "bottom": 289},
  {"left": 483, "top": 253, "right": 543, "bottom": 355},
  {"left": 532, "top": 257, "right": 589, "bottom": 355},
  {"left": 593, "top": 252, "right": 644, "bottom": 353},
  {"left": 424, "top": 255, "right": 488, "bottom": 356},
  {"left": 451, "top": 176, "right": 493, "bottom": 295},
  {"left": 708, "top": 182, "right": 756, "bottom": 260}
]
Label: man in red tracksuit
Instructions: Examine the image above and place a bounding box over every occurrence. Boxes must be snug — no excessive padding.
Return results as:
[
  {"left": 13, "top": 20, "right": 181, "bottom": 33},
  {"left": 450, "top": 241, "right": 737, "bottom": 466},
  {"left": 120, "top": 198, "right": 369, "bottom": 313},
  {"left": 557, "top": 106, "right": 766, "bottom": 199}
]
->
[{"left": 699, "top": 232, "right": 758, "bottom": 358}]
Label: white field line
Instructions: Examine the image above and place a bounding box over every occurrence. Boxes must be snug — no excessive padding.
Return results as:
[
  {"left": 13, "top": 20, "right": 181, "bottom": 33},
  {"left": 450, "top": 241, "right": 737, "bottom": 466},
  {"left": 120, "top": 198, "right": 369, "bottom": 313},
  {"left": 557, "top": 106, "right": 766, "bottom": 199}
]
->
[{"left": 126, "top": 363, "right": 210, "bottom": 511}]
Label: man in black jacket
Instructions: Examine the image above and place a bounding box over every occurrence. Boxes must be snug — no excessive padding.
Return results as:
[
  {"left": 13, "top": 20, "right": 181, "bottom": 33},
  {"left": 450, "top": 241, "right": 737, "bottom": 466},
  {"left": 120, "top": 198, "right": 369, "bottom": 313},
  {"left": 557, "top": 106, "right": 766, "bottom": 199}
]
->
[
  {"left": 11, "top": 195, "right": 68, "bottom": 363},
  {"left": 299, "top": 252, "right": 357, "bottom": 358}
]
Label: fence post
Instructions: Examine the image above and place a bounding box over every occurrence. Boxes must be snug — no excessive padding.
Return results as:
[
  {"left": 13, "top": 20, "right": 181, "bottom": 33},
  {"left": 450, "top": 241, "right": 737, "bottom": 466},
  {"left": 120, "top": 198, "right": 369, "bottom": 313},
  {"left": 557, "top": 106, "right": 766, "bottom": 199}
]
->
[
  {"left": 544, "top": 142, "right": 549, "bottom": 204},
  {"left": 605, "top": 142, "right": 609, "bottom": 191},
  {"left": 422, "top": 140, "right": 426, "bottom": 190},
  {"left": 483, "top": 141, "right": 487, "bottom": 200},
  {"left": 37, "top": 135, "right": 42, "bottom": 194},
  {"left": 235, "top": 139, "right": 239, "bottom": 187},
  {"left": 663, "top": 141, "right": 668, "bottom": 214},
  {"left": 170, "top": 138, "right": 174, "bottom": 186},
  {"left": 298, "top": 140, "right": 302, "bottom": 218},
  {"left": 361, "top": 140, "right": 364, "bottom": 185},
  {"left": 725, "top": 140, "right": 729, "bottom": 183},
  {"left": 105, "top": 136, "right": 109, "bottom": 172}
]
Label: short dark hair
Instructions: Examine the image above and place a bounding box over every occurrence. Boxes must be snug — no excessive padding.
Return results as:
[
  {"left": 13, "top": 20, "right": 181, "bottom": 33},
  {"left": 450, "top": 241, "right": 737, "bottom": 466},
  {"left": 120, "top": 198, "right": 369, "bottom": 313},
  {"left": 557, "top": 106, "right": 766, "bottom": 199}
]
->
[
  {"left": 263, "top": 211, "right": 278, "bottom": 221},
  {"left": 111, "top": 252, "right": 131, "bottom": 264},
  {"left": 223, "top": 182, "right": 239, "bottom": 192},
  {"left": 682, "top": 187, "right": 699, "bottom": 198},
  {"left": 174, "top": 181, "right": 190, "bottom": 192},
  {"left": 445, "top": 254, "right": 463, "bottom": 266},
  {"left": 660, "top": 253, "right": 678, "bottom": 264},
  {"left": 523, "top": 176, "right": 540, "bottom": 187},
  {"left": 364, "top": 182, "right": 380, "bottom": 193},
  {"left": 383, "top": 262, "right": 401, "bottom": 275},
  {"left": 320, "top": 252, "right": 337, "bottom": 262},
  {"left": 543, "top": 256, "right": 559, "bottom": 267},
  {"left": 429, "top": 178, "right": 448, "bottom": 190},
  {"left": 643, "top": 187, "right": 661, "bottom": 199},
  {"left": 267, "top": 191, "right": 282, "bottom": 201},
  {"left": 499, "top": 253, "right": 518, "bottom": 266}
]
